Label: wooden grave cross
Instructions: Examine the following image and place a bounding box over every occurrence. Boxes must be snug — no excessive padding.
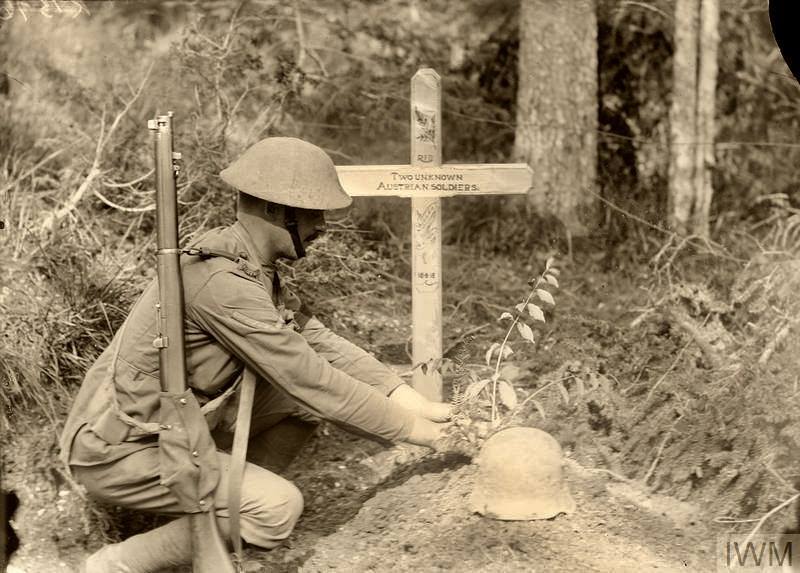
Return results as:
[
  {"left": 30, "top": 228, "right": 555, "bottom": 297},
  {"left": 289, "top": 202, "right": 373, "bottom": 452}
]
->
[{"left": 336, "top": 68, "right": 532, "bottom": 401}]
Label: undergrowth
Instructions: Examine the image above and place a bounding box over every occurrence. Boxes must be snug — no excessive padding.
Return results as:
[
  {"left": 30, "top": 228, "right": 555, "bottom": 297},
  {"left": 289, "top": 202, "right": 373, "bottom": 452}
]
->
[{"left": 469, "top": 240, "right": 800, "bottom": 533}]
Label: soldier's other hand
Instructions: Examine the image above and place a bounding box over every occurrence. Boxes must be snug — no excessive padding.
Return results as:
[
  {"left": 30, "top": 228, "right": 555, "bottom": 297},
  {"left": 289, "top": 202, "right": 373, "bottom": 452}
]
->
[
  {"left": 423, "top": 401, "right": 452, "bottom": 422},
  {"left": 389, "top": 384, "right": 452, "bottom": 422},
  {"left": 406, "top": 418, "right": 449, "bottom": 449}
]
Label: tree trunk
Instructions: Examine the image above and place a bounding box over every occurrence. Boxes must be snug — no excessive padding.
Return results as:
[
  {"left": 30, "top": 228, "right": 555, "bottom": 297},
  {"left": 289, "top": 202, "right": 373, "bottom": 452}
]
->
[
  {"left": 694, "top": 0, "right": 719, "bottom": 234},
  {"left": 513, "top": 0, "right": 598, "bottom": 237},
  {"left": 668, "top": 0, "right": 719, "bottom": 237}
]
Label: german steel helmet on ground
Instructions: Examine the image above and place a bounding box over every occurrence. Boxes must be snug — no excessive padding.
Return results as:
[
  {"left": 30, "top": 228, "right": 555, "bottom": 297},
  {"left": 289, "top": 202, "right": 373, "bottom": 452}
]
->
[
  {"left": 468, "top": 426, "right": 576, "bottom": 520},
  {"left": 220, "top": 137, "right": 352, "bottom": 210}
]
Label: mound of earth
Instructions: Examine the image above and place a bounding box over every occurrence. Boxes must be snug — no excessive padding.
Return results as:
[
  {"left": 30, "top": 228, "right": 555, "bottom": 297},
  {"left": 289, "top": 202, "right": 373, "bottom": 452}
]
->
[{"left": 250, "top": 427, "right": 716, "bottom": 573}]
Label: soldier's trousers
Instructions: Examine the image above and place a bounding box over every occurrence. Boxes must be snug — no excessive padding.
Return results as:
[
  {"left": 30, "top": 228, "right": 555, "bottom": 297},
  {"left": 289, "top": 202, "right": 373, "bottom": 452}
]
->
[{"left": 71, "top": 383, "right": 317, "bottom": 549}]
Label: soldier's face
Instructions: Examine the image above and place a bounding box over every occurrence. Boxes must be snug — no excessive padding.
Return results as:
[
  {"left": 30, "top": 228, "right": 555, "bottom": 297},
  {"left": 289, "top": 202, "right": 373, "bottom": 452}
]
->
[{"left": 296, "top": 208, "right": 326, "bottom": 244}]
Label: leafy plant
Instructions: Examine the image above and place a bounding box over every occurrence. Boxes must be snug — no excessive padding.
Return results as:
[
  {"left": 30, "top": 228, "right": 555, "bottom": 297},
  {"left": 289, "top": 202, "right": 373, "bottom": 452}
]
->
[
  {"left": 475, "top": 256, "right": 559, "bottom": 424},
  {"left": 437, "top": 258, "right": 561, "bottom": 456}
]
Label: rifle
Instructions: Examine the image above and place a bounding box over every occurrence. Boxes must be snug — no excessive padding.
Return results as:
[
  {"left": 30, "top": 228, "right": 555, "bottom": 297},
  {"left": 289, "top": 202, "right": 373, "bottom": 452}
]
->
[{"left": 148, "top": 112, "right": 236, "bottom": 573}]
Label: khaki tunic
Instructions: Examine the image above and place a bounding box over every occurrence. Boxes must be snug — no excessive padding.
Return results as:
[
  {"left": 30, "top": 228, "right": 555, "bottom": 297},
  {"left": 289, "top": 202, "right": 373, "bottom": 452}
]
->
[{"left": 59, "top": 222, "right": 415, "bottom": 471}]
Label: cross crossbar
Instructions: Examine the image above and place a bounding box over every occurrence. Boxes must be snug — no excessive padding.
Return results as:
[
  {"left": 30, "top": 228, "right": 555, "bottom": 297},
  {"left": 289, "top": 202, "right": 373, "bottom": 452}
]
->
[{"left": 336, "top": 164, "right": 532, "bottom": 199}]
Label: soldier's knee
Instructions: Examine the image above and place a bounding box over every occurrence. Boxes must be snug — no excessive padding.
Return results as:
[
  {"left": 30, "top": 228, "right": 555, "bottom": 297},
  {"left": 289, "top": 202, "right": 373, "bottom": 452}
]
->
[
  {"left": 279, "top": 481, "right": 304, "bottom": 533},
  {"left": 243, "top": 479, "right": 304, "bottom": 548},
  {"left": 268, "top": 480, "right": 303, "bottom": 535}
]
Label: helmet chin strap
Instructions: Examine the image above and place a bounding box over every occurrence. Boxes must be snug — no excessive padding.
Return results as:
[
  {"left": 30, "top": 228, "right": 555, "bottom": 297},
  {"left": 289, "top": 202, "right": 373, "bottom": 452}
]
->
[{"left": 283, "top": 206, "right": 306, "bottom": 259}]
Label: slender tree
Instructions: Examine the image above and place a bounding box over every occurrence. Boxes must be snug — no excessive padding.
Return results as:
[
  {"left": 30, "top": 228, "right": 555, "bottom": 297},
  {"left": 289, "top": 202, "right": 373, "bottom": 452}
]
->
[
  {"left": 513, "top": 0, "right": 598, "bottom": 237},
  {"left": 668, "top": 0, "right": 719, "bottom": 237}
]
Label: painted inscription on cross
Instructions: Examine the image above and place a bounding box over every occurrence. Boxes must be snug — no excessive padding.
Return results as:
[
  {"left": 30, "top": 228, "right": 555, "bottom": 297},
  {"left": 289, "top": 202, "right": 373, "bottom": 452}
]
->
[{"left": 336, "top": 68, "right": 533, "bottom": 401}]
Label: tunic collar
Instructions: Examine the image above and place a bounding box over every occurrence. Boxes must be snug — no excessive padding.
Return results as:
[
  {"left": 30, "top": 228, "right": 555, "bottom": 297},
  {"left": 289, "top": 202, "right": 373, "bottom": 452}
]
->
[
  {"left": 230, "top": 221, "right": 276, "bottom": 274},
  {"left": 229, "top": 222, "right": 282, "bottom": 304}
]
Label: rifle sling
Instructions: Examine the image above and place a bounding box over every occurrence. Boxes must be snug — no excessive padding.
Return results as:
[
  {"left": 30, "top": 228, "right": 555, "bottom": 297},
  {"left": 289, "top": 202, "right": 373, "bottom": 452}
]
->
[{"left": 228, "top": 368, "right": 257, "bottom": 563}]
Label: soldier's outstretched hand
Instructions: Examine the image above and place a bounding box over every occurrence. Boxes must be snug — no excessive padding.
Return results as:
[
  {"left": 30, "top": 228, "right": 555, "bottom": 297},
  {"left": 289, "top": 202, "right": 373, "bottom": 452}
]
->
[{"left": 388, "top": 383, "right": 452, "bottom": 422}]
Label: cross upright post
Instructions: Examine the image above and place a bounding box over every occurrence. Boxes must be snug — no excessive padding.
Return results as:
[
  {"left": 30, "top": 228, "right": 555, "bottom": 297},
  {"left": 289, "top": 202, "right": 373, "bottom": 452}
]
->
[
  {"left": 336, "top": 68, "right": 533, "bottom": 401},
  {"left": 409, "top": 68, "right": 444, "bottom": 400}
]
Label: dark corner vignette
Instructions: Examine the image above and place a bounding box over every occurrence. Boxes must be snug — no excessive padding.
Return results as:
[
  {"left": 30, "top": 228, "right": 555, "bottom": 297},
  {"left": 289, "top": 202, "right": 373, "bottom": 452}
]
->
[{"left": 1, "top": 488, "right": 20, "bottom": 570}]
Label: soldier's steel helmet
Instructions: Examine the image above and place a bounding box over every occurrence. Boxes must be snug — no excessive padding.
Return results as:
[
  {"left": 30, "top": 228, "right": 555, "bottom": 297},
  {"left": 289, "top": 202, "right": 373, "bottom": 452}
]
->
[
  {"left": 220, "top": 137, "right": 352, "bottom": 210},
  {"left": 469, "top": 427, "right": 576, "bottom": 520}
]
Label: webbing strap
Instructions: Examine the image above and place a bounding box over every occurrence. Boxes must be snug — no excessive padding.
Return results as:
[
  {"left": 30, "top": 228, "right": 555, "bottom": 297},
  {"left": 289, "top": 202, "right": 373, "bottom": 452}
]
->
[{"left": 228, "top": 368, "right": 257, "bottom": 562}]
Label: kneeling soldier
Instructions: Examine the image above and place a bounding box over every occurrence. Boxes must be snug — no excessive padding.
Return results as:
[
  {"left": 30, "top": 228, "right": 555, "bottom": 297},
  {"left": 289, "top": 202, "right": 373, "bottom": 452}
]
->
[{"left": 61, "top": 137, "right": 450, "bottom": 572}]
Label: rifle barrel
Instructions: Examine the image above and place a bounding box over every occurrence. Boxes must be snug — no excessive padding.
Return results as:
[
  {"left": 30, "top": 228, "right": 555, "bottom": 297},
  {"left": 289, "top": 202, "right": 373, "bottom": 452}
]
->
[{"left": 150, "top": 113, "right": 187, "bottom": 393}]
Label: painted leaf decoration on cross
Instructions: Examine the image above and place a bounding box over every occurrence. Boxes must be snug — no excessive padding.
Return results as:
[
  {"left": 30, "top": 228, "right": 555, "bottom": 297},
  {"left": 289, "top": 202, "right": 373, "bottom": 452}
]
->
[
  {"left": 544, "top": 274, "right": 559, "bottom": 288},
  {"left": 527, "top": 303, "right": 545, "bottom": 322},
  {"left": 421, "top": 357, "right": 442, "bottom": 376},
  {"left": 516, "top": 321, "right": 534, "bottom": 343},
  {"left": 485, "top": 343, "right": 500, "bottom": 366},
  {"left": 536, "top": 289, "right": 555, "bottom": 306},
  {"left": 497, "top": 380, "right": 518, "bottom": 409},
  {"left": 465, "top": 378, "right": 490, "bottom": 400}
]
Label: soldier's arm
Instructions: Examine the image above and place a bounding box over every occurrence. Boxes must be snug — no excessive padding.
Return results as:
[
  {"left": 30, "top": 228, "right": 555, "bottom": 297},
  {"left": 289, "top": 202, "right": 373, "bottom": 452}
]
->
[
  {"left": 298, "top": 316, "right": 404, "bottom": 395},
  {"left": 300, "top": 318, "right": 449, "bottom": 420},
  {"left": 189, "top": 271, "right": 438, "bottom": 445}
]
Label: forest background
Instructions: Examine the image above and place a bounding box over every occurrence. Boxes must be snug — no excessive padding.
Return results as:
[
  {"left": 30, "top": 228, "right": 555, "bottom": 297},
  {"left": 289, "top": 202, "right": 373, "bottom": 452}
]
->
[{"left": 1, "top": 0, "right": 800, "bottom": 563}]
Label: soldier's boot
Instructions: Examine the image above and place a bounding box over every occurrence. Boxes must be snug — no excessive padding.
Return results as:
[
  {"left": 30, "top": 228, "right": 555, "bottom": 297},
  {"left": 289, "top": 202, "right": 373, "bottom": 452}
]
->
[{"left": 82, "top": 516, "right": 193, "bottom": 573}]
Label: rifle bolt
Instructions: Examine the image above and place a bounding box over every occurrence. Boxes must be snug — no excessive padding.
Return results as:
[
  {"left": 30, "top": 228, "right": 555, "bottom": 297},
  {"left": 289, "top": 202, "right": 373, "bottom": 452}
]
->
[
  {"left": 179, "top": 398, "right": 187, "bottom": 405},
  {"left": 192, "top": 450, "right": 199, "bottom": 457}
]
